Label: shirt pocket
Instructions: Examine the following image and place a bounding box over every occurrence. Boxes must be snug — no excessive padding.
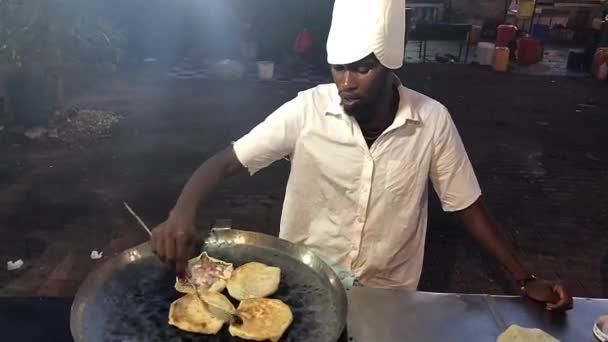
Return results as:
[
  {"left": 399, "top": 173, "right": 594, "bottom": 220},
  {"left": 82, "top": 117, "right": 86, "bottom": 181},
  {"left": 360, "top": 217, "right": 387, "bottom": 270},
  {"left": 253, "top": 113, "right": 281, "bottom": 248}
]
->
[{"left": 385, "top": 159, "right": 419, "bottom": 198}]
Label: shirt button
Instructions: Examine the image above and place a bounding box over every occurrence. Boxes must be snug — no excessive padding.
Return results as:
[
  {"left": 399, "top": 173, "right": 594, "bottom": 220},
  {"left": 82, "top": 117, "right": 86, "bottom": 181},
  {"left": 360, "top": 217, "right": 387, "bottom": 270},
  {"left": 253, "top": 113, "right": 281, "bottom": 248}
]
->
[{"left": 357, "top": 217, "right": 364, "bottom": 223}]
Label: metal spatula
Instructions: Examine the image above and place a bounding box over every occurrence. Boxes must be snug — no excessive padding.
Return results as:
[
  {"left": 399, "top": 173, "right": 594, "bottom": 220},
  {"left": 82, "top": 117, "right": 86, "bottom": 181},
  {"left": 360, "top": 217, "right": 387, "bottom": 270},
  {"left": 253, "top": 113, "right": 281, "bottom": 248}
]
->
[
  {"left": 123, "top": 202, "right": 243, "bottom": 325},
  {"left": 184, "top": 276, "right": 243, "bottom": 325}
]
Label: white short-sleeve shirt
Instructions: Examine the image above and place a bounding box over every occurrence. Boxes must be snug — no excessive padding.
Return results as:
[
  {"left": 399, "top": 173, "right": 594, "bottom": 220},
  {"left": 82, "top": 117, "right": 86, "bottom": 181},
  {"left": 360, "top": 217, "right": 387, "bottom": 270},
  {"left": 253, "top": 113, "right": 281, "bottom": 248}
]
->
[{"left": 233, "top": 78, "right": 481, "bottom": 290}]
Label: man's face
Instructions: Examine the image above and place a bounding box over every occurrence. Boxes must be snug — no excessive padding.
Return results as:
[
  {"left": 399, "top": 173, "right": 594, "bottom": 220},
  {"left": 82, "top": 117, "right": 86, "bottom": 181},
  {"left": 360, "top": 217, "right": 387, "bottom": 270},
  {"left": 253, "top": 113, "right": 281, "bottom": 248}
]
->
[{"left": 331, "top": 54, "right": 390, "bottom": 122}]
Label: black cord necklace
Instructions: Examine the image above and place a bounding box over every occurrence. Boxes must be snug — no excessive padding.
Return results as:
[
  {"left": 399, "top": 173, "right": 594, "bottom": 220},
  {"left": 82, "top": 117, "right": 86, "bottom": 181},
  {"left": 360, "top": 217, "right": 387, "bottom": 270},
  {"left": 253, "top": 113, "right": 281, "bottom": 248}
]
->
[{"left": 361, "top": 86, "right": 399, "bottom": 142}]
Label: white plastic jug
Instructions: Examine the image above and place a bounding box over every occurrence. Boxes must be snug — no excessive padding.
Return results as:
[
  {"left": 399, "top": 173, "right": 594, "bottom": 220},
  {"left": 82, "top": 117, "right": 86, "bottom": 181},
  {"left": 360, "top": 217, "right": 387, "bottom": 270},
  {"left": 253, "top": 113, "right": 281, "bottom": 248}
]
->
[{"left": 477, "top": 42, "right": 496, "bottom": 66}]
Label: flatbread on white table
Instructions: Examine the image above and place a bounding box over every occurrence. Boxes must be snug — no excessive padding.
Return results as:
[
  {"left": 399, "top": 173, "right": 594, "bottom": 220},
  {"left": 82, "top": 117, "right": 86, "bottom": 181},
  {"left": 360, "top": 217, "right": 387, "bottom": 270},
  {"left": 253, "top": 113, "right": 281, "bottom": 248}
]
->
[{"left": 497, "top": 324, "right": 559, "bottom": 342}]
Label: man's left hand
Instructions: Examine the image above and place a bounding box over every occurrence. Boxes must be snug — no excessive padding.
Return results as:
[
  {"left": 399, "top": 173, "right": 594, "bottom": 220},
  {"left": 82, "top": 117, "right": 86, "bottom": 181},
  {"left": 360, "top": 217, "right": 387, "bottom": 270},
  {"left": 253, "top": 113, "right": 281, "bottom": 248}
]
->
[{"left": 522, "top": 279, "right": 573, "bottom": 311}]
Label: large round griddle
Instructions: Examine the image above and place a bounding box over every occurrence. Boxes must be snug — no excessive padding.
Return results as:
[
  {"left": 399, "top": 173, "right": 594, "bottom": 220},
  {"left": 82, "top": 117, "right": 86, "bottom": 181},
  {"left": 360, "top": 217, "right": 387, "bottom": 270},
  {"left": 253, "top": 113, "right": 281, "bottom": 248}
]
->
[{"left": 71, "top": 228, "right": 348, "bottom": 342}]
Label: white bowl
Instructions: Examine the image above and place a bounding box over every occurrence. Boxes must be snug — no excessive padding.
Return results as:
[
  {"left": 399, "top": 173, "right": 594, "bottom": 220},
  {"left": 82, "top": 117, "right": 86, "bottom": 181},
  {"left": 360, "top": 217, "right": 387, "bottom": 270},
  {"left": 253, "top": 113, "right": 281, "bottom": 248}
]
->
[{"left": 594, "top": 315, "right": 608, "bottom": 342}]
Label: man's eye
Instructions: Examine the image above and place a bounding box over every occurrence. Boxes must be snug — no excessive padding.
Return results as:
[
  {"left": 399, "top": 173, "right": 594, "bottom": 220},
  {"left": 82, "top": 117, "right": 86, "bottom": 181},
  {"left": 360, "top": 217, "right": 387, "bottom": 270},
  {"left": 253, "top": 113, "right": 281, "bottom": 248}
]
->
[
  {"left": 333, "top": 65, "right": 345, "bottom": 72},
  {"left": 357, "top": 66, "right": 372, "bottom": 74}
]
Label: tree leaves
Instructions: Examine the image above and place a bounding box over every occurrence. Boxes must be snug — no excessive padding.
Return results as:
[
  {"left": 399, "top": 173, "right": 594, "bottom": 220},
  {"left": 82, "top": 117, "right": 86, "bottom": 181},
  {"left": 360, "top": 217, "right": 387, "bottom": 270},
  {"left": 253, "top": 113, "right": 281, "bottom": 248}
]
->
[{"left": 0, "top": 0, "right": 123, "bottom": 73}]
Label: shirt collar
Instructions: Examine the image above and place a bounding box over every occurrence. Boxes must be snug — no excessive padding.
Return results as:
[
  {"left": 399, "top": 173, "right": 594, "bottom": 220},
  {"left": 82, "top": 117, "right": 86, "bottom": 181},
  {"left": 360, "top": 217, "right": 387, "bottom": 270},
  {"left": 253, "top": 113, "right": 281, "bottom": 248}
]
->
[{"left": 325, "top": 73, "right": 421, "bottom": 126}]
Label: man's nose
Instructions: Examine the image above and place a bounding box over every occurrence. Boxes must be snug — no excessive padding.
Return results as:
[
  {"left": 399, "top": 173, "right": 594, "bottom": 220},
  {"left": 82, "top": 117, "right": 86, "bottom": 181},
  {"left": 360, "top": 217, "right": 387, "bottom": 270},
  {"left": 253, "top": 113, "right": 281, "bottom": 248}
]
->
[{"left": 341, "top": 70, "right": 357, "bottom": 90}]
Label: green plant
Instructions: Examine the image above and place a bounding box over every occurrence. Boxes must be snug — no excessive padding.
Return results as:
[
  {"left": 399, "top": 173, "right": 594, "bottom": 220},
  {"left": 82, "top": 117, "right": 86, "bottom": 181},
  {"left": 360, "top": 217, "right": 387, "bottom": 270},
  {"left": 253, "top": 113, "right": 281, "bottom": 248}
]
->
[
  {"left": 0, "top": 0, "right": 123, "bottom": 72},
  {"left": 0, "top": 0, "right": 123, "bottom": 123}
]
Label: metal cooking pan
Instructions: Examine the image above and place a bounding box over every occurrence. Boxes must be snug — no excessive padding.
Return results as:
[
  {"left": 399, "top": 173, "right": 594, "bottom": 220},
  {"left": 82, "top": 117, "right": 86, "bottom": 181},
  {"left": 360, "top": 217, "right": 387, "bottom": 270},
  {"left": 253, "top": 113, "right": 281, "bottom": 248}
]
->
[{"left": 71, "top": 228, "right": 348, "bottom": 342}]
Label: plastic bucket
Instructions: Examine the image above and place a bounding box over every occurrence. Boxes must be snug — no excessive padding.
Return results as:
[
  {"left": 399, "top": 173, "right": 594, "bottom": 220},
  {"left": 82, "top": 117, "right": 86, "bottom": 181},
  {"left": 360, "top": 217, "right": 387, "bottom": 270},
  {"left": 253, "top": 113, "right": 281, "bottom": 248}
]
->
[{"left": 257, "top": 61, "right": 275, "bottom": 80}]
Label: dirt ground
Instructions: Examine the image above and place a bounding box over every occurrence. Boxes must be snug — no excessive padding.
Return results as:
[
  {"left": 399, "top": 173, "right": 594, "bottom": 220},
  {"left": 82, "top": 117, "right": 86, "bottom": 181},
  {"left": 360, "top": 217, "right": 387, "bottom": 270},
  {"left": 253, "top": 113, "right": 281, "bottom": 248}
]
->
[{"left": 1, "top": 64, "right": 607, "bottom": 298}]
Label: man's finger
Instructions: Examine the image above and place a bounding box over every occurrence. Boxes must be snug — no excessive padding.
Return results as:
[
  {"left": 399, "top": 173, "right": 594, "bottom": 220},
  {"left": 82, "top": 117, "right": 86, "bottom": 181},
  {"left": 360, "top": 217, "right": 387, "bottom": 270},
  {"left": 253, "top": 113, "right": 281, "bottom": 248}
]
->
[
  {"left": 547, "top": 284, "right": 572, "bottom": 311},
  {"left": 151, "top": 223, "right": 167, "bottom": 255},
  {"left": 164, "top": 232, "right": 177, "bottom": 270},
  {"left": 155, "top": 231, "right": 168, "bottom": 262},
  {"left": 175, "top": 231, "right": 192, "bottom": 277},
  {"left": 150, "top": 230, "right": 158, "bottom": 254},
  {"left": 554, "top": 284, "right": 568, "bottom": 301},
  {"left": 555, "top": 284, "right": 573, "bottom": 310}
]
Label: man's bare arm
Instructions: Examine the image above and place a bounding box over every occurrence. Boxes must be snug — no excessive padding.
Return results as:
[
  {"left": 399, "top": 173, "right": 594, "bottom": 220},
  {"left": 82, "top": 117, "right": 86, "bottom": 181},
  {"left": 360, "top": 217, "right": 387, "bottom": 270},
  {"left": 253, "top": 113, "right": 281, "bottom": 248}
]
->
[
  {"left": 457, "top": 197, "right": 529, "bottom": 281},
  {"left": 172, "top": 145, "right": 245, "bottom": 219},
  {"left": 458, "top": 197, "right": 572, "bottom": 311},
  {"left": 151, "top": 145, "right": 244, "bottom": 275}
]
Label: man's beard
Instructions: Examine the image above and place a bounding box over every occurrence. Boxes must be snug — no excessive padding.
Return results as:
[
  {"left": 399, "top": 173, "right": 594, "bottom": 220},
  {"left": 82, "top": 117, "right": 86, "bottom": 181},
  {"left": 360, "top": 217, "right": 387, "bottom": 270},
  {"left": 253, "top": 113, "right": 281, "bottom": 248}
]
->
[
  {"left": 340, "top": 79, "right": 388, "bottom": 124},
  {"left": 342, "top": 100, "right": 374, "bottom": 124}
]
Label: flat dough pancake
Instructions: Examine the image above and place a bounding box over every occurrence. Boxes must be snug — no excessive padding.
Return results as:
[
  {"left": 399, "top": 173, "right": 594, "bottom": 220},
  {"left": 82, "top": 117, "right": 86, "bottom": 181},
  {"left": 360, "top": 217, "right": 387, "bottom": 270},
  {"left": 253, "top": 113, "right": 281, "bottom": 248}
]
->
[
  {"left": 229, "top": 298, "right": 293, "bottom": 342},
  {"left": 226, "top": 262, "right": 281, "bottom": 300},
  {"left": 168, "top": 293, "right": 224, "bottom": 334},
  {"left": 199, "top": 289, "right": 237, "bottom": 322},
  {"left": 199, "top": 289, "right": 236, "bottom": 313},
  {"left": 497, "top": 324, "right": 559, "bottom": 342},
  {"left": 175, "top": 252, "right": 233, "bottom": 294}
]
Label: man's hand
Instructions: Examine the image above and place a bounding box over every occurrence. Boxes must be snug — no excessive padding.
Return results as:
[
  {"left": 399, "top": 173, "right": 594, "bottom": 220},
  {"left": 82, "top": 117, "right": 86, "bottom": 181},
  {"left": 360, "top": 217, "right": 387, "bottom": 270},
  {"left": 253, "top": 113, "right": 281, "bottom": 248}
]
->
[
  {"left": 150, "top": 146, "right": 245, "bottom": 276},
  {"left": 457, "top": 200, "right": 573, "bottom": 312},
  {"left": 522, "top": 279, "right": 573, "bottom": 311},
  {"left": 150, "top": 212, "right": 200, "bottom": 277}
]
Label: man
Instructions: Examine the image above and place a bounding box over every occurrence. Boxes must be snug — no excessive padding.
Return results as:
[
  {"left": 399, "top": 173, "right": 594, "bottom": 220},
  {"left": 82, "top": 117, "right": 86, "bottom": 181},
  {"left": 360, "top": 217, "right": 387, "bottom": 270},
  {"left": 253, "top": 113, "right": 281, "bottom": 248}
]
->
[{"left": 152, "top": 0, "right": 572, "bottom": 310}]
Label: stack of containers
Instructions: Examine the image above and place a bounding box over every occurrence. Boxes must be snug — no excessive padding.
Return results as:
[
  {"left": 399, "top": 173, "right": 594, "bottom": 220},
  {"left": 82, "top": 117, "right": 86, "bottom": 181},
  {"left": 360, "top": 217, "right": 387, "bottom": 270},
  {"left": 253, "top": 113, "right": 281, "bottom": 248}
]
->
[
  {"left": 517, "top": 36, "right": 541, "bottom": 65},
  {"left": 496, "top": 25, "right": 517, "bottom": 47}
]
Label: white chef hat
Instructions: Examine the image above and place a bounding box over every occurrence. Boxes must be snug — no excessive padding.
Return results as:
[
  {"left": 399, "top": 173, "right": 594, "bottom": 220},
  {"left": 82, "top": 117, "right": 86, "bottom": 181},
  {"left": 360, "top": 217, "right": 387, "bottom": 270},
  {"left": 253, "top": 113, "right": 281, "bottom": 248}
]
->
[{"left": 327, "top": 0, "right": 405, "bottom": 69}]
